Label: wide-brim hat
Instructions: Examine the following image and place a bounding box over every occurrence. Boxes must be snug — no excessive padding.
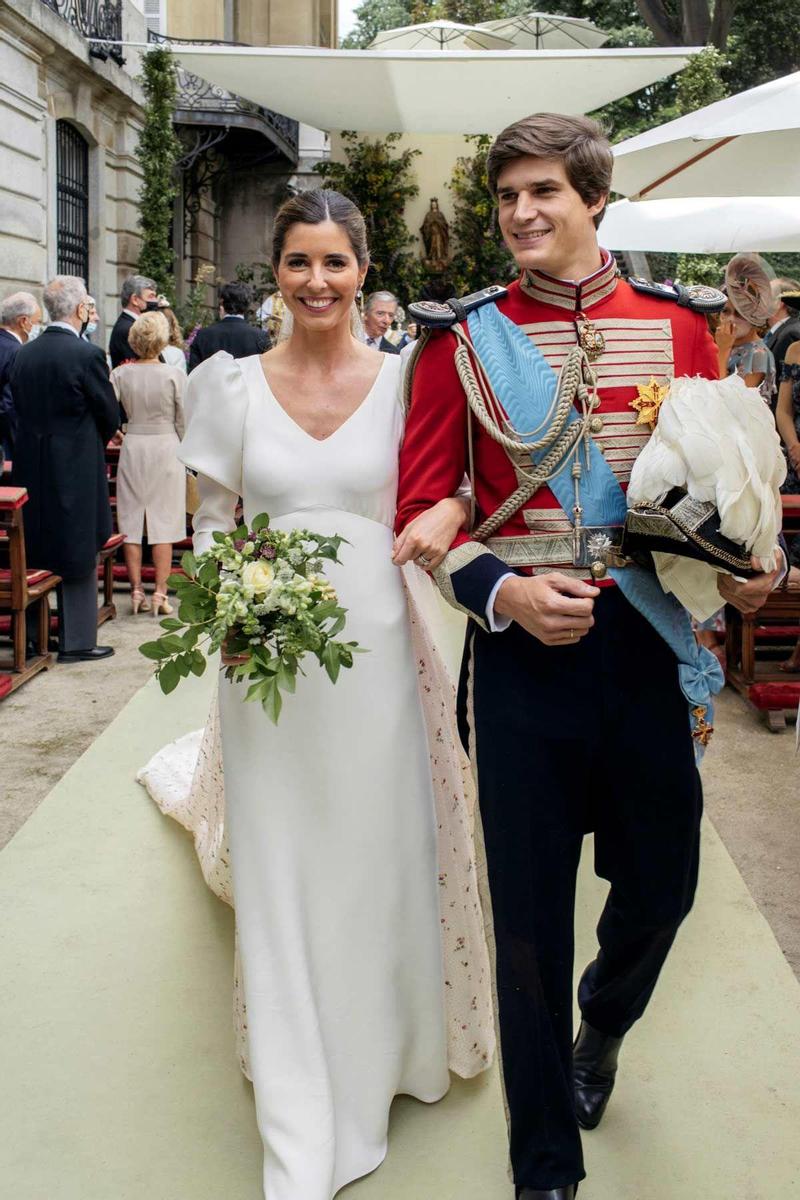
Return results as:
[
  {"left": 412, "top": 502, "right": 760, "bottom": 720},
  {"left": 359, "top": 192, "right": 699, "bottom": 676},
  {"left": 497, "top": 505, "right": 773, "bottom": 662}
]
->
[
  {"left": 781, "top": 291, "right": 800, "bottom": 312},
  {"left": 724, "top": 254, "right": 774, "bottom": 326}
]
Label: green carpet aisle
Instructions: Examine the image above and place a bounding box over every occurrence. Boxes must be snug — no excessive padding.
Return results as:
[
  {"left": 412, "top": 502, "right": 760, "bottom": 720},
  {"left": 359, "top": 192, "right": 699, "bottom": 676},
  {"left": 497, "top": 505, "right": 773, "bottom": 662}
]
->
[{"left": 1, "top": 662, "right": 799, "bottom": 1199}]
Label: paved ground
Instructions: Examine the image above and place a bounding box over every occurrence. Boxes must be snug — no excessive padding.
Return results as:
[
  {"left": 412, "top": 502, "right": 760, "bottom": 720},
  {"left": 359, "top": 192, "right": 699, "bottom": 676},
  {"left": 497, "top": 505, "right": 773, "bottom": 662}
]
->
[{"left": 2, "top": 597, "right": 799, "bottom": 977}]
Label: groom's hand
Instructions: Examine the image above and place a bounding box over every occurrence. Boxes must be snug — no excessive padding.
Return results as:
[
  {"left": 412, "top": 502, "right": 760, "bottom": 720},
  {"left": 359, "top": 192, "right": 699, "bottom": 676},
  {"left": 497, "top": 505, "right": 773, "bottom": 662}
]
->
[{"left": 494, "top": 573, "right": 599, "bottom": 645}]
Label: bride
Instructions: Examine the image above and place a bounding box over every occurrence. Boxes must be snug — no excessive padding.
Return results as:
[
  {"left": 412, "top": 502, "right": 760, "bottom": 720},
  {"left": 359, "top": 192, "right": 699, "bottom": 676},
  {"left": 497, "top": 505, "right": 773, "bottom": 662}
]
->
[{"left": 139, "top": 189, "right": 494, "bottom": 1200}]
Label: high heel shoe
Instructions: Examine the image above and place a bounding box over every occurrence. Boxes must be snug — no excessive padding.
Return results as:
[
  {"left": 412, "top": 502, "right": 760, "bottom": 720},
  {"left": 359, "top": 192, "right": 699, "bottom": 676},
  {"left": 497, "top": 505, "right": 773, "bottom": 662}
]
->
[
  {"left": 152, "top": 592, "right": 174, "bottom": 617},
  {"left": 131, "top": 588, "right": 151, "bottom": 615}
]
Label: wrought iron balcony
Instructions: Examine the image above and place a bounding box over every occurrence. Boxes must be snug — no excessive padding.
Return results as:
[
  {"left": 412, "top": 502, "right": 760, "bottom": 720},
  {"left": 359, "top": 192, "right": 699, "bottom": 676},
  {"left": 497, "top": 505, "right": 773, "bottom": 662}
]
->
[
  {"left": 40, "top": 0, "right": 125, "bottom": 64},
  {"left": 147, "top": 32, "right": 299, "bottom": 166}
]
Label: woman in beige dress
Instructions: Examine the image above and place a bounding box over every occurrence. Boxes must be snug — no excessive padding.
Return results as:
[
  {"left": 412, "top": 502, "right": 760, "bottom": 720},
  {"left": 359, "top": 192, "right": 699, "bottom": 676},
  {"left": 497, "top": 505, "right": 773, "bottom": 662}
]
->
[{"left": 111, "top": 311, "right": 186, "bottom": 615}]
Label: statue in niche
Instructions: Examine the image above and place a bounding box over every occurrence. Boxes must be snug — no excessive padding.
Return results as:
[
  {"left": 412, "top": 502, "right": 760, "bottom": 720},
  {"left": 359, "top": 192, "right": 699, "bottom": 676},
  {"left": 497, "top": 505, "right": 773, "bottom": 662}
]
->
[{"left": 421, "top": 198, "right": 450, "bottom": 270}]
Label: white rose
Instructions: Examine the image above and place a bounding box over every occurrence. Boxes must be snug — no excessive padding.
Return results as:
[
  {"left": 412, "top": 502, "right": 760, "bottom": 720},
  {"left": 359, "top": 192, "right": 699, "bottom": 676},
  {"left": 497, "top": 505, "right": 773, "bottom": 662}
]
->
[{"left": 241, "top": 559, "right": 275, "bottom": 597}]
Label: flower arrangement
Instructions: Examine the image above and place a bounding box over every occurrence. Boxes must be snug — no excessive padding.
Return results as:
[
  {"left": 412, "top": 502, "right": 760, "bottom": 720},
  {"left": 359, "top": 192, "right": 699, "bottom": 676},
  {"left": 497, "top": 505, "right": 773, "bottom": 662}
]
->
[{"left": 139, "top": 513, "right": 364, "bottom": 722}]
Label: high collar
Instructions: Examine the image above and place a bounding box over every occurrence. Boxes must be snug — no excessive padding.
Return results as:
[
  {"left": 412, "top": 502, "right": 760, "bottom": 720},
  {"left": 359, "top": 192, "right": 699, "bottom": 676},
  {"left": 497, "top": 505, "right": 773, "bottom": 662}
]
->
[{"left": 520, "top": 249, "right": 619, "bottom": 313}]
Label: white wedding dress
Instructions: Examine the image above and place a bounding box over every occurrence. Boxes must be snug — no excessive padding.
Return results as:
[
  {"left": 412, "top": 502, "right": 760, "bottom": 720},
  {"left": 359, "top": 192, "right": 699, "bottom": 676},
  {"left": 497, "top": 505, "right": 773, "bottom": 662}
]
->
[{"left": 138, "top": 351, "right": 494, "bottom": 1200}]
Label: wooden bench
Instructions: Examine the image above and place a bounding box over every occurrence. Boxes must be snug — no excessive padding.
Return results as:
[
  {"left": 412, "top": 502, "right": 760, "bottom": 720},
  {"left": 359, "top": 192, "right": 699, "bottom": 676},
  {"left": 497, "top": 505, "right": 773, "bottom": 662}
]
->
[
  {"left": 97, "top": 533, "right": 126, "bottom": 624},
  {"left": 0, "top": 487, "right": 60, "bottom": 691},
  {"left": 724, "top": 496, "right": 800, "bottom": 729}
]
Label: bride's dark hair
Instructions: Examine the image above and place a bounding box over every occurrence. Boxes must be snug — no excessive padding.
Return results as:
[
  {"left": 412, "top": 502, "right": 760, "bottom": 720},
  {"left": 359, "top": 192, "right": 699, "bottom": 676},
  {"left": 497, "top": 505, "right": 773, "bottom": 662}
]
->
[{"left": 271, "top": 189, "right": 369, "bottom": 268}]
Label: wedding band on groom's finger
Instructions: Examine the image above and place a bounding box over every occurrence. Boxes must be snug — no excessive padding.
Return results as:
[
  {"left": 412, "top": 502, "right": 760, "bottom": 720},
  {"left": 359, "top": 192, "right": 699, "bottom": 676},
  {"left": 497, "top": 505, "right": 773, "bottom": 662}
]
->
[{"left": 416, "top": 554, "right": 432, "bottom": 568}]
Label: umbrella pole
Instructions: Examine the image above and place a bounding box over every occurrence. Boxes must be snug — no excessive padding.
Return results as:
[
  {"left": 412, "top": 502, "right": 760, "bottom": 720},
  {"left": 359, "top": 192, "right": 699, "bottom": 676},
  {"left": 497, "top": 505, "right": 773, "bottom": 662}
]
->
[{"left": 633, "top": 136, "right": 736, "bottom": 199}]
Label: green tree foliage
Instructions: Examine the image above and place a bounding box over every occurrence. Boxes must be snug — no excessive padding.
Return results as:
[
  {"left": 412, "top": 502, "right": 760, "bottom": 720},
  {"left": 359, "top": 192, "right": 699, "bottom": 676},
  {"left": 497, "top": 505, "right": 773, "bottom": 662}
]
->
[
  {"left": 314, "top": 132, "right": 423, "bottom": 299},
  {"left": 135, "top": 48, "right": 181, "bottom": 294},
  {"left": 341, "top": 0, "right": 412, "bottom": 48},
  {"left": 448, "top": 135, "right": 516, "bottom": 294}
]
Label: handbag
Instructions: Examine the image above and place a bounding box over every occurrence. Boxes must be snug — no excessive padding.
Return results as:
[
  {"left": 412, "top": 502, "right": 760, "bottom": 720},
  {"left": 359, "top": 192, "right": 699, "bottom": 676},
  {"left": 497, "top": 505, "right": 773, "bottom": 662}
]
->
[
  {"left": 621, "top": 487, "right": 757, "bottom": 577},
  {"left": 185, "top": 469, "right": 200, "bottom": 516}
]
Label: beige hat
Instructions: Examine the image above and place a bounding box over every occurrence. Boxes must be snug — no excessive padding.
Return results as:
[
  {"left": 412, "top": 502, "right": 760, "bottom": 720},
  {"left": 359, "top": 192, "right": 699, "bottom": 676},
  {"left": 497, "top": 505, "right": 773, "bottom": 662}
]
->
[{"left": 724, "top": 254, "right": 774, "bottom": 326}]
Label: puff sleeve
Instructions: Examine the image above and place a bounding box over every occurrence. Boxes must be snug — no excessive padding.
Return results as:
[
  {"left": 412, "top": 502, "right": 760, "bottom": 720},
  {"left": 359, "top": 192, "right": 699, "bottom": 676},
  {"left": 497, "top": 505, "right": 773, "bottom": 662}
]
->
[
  {"left": 178, "top": 352, "right": 248, "bottom": 556},
  {"left": 178, "top": 351, "right": 248, "bottom": 494}
]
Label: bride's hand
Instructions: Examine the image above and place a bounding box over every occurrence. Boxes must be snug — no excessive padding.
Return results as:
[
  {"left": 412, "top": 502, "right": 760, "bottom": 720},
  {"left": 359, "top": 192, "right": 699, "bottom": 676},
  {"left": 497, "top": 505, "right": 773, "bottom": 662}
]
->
[
  {"left": 221, "top": 636, "right": 251, "bottom": 667},
  {"left": 392, "top": 497, "right": 470, "bottom": 570}
]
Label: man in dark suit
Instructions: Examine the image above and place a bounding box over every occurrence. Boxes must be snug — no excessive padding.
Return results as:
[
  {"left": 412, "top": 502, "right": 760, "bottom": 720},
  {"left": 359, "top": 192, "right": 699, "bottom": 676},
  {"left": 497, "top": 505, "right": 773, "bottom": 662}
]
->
[
  {"left": 0, "top": 291, "right": 42, "bottom": 471},
  {"left": 363, "top": 290, "right": 401, "bottom": 354},
  {"left": 188, "top": 281, "right": 271, "bottom": 372},
  {"left": 109, "top": 274, "right": 158, "bottom": 369},
  {"left": 765, "top": 277, "right": 800, "bottom": 406},
  {"left": 12, "top": 275, "right": 120, "bottom": 663}
]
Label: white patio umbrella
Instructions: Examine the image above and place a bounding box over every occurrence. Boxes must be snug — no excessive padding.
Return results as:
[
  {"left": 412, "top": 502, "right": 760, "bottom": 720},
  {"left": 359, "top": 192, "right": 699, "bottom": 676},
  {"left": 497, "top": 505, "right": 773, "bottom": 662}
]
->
[
  {"left": 479, "top": 11, "right": 608, "bottom": 50},
  {"left": 612, "top": 70, "right": 800, "bottom": 199},
  {"left": 167, "top": 44, "right": 697, "bottom": 135},
  {"left": 369, "top": 20, "right": 515, "bottom": 51},
  {"left": 601, "top": 195, "right": 800, "bottom": 254}
]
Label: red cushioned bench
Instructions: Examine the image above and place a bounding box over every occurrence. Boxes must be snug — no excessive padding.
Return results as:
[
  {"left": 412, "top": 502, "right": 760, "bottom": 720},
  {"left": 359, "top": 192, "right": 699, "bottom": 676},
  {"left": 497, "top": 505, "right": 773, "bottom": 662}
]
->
[
  {"left": 724, "top": 495, "right": 800, "bottom": 730},
  {"left": 0, "top": 487, "right": 60, "bottom": 691}
]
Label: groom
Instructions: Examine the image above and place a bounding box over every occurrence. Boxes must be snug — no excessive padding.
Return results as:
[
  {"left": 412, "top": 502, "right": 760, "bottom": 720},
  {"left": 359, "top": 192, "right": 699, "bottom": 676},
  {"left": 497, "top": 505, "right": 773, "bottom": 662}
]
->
[{"left": 395, "top": 113, "right": 782, "bottom": 1198}]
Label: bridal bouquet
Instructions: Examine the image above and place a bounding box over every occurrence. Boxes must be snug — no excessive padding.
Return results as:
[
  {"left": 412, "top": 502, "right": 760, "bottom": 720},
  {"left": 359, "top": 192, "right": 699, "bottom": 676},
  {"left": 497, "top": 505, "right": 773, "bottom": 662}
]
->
[{"left": 139, "top": 513, "right": 363, "bottom": 722}]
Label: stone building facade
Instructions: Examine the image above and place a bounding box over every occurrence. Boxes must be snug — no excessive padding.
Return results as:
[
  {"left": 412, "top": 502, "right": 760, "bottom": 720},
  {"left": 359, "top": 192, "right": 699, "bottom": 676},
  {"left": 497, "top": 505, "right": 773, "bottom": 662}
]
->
[
  {"left": 0, "top": 0, "right": 150, "bottom": 343},
  {"left": 0, "top": 0, "right": 333, "bottom": 345}
]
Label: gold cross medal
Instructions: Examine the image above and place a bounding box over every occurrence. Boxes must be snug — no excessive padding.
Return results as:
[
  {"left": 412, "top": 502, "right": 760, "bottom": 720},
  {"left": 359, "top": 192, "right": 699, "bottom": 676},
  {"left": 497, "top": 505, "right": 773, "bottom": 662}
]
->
[{"left": 630, "top": 376, "right": 669, "bottom": 427}]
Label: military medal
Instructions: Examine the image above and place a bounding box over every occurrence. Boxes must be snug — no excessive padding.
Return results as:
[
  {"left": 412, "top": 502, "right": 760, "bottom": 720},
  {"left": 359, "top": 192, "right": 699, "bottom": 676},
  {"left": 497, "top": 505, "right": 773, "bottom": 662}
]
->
[
  {"left": 630, "top": 376, "right": 669, "bottom": 426},
  {"left": 576, "top": 317, "right": 605, "bottom": 361}
]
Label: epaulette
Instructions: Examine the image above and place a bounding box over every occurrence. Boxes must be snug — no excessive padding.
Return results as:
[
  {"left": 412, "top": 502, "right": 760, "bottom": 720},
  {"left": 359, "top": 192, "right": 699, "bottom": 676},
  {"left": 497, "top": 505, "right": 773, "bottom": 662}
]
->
[
  {"left": 628, "top": 276, "right": 726, "bottom": 314},
  {"left": 408, "top": 284, "right": 508, "bottom": 329}
]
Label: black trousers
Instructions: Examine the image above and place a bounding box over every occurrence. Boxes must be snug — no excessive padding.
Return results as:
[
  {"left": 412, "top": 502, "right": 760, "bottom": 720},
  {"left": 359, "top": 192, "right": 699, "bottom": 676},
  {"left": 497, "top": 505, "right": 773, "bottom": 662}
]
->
[{"left": 460, "top": 587, "right": 702, "bottom": 1190}]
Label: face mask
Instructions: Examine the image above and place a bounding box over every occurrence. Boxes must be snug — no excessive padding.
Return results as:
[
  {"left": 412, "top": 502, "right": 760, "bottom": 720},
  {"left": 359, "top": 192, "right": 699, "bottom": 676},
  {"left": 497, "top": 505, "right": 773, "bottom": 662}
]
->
[
  {"left": 85, "top": 321, "right": 98, "bottom": 335},
  {"left": 26, "top": 323, "right": 43, "bottom": 341}
]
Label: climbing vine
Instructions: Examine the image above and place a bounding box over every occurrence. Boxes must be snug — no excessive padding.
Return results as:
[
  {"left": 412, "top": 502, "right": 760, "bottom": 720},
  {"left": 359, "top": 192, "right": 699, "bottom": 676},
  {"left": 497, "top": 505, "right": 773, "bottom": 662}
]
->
[{"left": 135, "top": 48, "right": 181, "bottom": 295}]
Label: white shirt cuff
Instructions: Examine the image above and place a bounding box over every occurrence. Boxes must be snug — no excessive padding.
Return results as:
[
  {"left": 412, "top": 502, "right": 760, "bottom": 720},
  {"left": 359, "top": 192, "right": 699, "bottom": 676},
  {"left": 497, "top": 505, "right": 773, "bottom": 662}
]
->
[{"left": 486, "top": 573, "right": 515, "bottom": 632}]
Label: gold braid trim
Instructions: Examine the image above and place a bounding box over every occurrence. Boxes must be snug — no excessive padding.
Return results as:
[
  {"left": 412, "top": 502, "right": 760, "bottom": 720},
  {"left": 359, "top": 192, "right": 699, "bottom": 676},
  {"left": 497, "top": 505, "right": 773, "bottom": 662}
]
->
[
  {"left": 452, "top": 330, "right": 597, "bottom": 542},
  {"left": 432, "top": 543, "right": 497, "bottom": 632}
]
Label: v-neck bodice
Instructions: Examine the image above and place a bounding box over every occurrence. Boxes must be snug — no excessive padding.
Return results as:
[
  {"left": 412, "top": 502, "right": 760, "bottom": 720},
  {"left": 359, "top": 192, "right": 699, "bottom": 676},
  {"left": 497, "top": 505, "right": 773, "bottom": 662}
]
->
[{"left": 180, "top": 350, "right": 405, "bottom": 530}]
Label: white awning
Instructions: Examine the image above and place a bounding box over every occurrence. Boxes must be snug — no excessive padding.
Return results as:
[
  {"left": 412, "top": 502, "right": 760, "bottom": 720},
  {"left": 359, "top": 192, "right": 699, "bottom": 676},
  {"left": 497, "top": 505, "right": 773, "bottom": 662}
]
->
[
  {"left": 166, "top": 44, "right": 697, "bottom": 135},
  {"left": 602, "top": 196, "right": 800, "bottom": 254},
  {"left": 612, "top": 71, "right": 800, "bottom": 199}
]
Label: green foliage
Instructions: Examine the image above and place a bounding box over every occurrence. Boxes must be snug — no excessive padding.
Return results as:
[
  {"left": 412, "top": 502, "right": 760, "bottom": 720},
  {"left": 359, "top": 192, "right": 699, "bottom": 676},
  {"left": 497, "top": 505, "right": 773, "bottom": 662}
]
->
[
  {"left": 674, "top": 254, "right": 727, "bottom": 288},
  {"left": 315, "top": 132, "right": 423, "bottom": 299},
  {"left": 135, "top": 49, "right": 181, "bottom": 295},
  {"left": 675, "top": 46, "right": 729, "bottom": 113},
  {"left": 341, "top": 0, "right": 412, "bottom": 46},
  {"left": 447, "top": 135, "right": 516, "bottom": 295},
  {"left": 173, "top": 262, "right": 216, "bottom": 338}
]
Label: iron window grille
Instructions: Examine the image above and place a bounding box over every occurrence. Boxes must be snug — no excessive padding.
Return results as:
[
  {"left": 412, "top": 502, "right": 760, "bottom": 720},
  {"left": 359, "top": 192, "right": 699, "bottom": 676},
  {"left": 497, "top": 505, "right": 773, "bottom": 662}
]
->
[{"left": 56, "top": 121, "right": 90, "bottom": 284}]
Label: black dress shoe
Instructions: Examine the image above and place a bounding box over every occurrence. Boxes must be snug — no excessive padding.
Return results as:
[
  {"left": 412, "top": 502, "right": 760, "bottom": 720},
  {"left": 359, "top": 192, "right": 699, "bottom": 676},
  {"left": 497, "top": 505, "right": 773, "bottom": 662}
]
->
[
  {"left": 573, "top": 1019, "right": 624, "bottom": 1130},
  {"left": 57, "top": 645, "right": 115, "bottom": 663},
  {"left": 516, "top": 1187, "right": 578, "bottom": 1199}
]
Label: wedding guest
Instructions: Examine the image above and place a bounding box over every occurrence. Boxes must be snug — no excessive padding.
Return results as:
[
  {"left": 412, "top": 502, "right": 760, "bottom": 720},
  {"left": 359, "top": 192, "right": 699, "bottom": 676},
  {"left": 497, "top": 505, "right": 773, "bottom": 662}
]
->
[
  {"left": 187, "top": 282, "right": 270, "bottom": 372},
  {"left": 0, "top": 291, "right": 42, "bottom": 470},
  {"left": 11, "top": 275, "right": 118, "bottom": 662},
  {"left": 765, "top": 277, "right": 800, "bottom": 403},
  {"left": 714, "top": 254, "right": 775, "bottom": 402},
  {"left": 109, "top": 274, "right": 158, "bottom": 368},
  {"left": 363, "top": 291, "right": 400, "bottom": 353},
  {"left": 111, "top": 311, "right": 186, "bottom": 616},
  {"left": 155, "top": 296, "right": 188, "bottom": 372},
  {"left": 81, "top": 295, "right": 99, "bottom": 342}
]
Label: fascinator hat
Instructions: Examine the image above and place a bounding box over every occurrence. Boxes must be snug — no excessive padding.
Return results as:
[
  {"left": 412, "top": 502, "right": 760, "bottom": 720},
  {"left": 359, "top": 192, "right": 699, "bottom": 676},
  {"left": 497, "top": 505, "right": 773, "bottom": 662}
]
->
[
  {"left": 781, "top": 290, "right": 800, "bottom": 312},
  {"left": 723, "top": 253, "right": 774, "bottom": 327}
]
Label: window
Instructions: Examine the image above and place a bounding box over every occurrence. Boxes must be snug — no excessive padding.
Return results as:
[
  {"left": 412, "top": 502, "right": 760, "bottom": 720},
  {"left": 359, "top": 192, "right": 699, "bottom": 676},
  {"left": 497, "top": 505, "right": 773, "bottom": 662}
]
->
[
  {"left": 56, "top": 120, "right": 89, "bottom": 282},
  {"left": 143, "top": 0, "right": 167, "bottom": 36}
]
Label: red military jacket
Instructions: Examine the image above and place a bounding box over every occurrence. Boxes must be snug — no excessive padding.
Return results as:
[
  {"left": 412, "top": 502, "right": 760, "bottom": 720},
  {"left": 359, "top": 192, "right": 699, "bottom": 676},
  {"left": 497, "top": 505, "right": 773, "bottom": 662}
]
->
[{"left": 396, "top": 254, "right": 720, "bottom": 628}]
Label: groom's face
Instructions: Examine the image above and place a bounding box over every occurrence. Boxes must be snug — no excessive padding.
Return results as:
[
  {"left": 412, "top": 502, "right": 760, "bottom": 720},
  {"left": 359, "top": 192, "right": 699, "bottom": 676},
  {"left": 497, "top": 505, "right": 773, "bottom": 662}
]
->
[{"left": 496, "top": 156, "right": 606, "bottom": 279}]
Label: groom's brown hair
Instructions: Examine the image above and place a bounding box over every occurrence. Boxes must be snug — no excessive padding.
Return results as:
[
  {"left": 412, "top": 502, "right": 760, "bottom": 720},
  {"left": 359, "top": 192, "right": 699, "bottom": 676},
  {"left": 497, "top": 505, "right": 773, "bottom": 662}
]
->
[{"left": 486, "top": 113, "right": 613, "bottom": 228}]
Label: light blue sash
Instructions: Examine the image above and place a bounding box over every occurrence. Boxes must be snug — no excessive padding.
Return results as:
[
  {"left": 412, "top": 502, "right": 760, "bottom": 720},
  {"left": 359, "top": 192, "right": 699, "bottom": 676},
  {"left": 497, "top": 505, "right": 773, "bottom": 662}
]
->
[{"left": 467, "top": 302, "right": 723, "bottom": 760}]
